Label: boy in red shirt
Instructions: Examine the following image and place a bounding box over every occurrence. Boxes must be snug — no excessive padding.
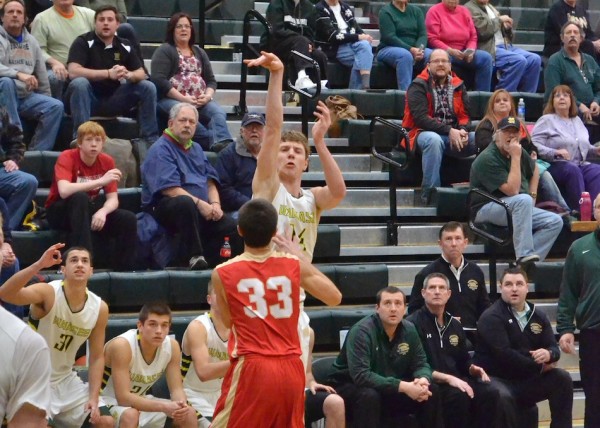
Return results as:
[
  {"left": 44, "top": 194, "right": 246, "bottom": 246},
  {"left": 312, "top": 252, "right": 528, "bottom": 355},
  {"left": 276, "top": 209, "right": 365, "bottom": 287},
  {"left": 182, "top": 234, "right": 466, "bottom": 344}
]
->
[{"left": 46, "top": 121, "right": 137, "bottom": 270}]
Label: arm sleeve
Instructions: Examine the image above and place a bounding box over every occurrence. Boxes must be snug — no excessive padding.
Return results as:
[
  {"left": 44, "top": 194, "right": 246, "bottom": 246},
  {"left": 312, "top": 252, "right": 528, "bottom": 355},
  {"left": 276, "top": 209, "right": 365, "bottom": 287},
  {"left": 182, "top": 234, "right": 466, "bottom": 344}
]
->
[
  {"left": 531, "top": 116, "right": 560, "bottom": 161},
  {"left": 30, "top": 17, "right": 51, "bottom": 64},
  {"left": 33, "top": 43, "right": 51, "bottom": 96},
  {"left": 425, "top": 8, "right": 449, "bottom": 50},
  {"left": 215, "top": 152, "right": 250, "bottom": 211},
  {"left": 543, "top": 57, "right": 563, "bottom": 104},
  {"left": 465, "top": 12, "right": 478, "bottom": 50},
  {"left": 475, "top": 119, "right": 494, "bottom": 152},
  {"left": 198, "top": 48, "right": 217, "bottom": 92},
  {"left": 407, "top": 272, "right": 425, "bottom": 314},
  {"left": 557, "top": 246, "right": 580, "bottom": 335},
  {"left": 150, "top": 44, "right": 175, "bottom": 98},
  {"left": 478, "top": 312, "right": 543, "bottom": 378},
  {"left": 346, "top": 326, "right": 401, "bottom": 393},
  {"left": 467, "top": 4, "right": 500, "bottom": 46},
  {"left": 67, "top": 35, "right": 89, "bottom": 66}
]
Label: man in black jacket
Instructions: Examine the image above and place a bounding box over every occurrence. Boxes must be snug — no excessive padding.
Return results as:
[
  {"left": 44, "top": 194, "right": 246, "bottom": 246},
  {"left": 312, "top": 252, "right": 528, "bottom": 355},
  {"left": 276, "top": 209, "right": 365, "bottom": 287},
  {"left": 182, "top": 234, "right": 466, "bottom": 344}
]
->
[
  {"left": 408, "top": 221, "right": 490, "bottom": 342},
  {"left": 474, "top": 266, "right": 573, "bottom": 428},
  {"left": 261, "top": 0, "right": 328, "bottom": 89},
  {"left": 407, "top": 272, "right": 503, "bottom": 428}
]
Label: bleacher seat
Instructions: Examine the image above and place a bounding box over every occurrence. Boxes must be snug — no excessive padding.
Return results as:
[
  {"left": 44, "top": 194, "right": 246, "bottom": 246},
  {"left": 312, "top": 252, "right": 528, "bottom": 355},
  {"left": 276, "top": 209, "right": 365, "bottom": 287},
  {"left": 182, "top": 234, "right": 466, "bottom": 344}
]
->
[{"left": 110, "top": 271, "right": 170, "bottom": 311}]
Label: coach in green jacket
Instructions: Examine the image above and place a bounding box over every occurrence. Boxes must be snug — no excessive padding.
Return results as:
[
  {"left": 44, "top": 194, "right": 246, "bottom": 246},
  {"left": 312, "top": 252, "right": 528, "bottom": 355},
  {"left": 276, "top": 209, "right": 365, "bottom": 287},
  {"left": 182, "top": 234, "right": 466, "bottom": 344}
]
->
[
  {"left": 558, "top": 193, "right": 600, "bottom": 427},
  {"left": 329, "top": 286, "right": 442, "bottom": 427}
]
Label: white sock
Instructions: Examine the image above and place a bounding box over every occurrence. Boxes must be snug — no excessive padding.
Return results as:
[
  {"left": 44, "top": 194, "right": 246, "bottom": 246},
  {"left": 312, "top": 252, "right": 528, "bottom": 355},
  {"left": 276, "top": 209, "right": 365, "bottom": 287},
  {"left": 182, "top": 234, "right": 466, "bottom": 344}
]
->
[{"left": 297, "top": 69, "right": 308, "bottom": 79}]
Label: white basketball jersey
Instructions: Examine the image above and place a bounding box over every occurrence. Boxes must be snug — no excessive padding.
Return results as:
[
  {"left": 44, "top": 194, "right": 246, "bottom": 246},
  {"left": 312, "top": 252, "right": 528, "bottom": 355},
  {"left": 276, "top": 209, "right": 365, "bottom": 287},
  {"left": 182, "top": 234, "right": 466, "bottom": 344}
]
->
[
  {"left": 102, "top": 329, "right": 172, "bottom": 399},
  {"left": 29, "top": 280, "right": 101, "bottom": 384},
  {"left": 182, "top": 313, "right": 228, "bottom": 394},
  {"left": 272, "top": 183, "right": 318, "bottom": 262}
]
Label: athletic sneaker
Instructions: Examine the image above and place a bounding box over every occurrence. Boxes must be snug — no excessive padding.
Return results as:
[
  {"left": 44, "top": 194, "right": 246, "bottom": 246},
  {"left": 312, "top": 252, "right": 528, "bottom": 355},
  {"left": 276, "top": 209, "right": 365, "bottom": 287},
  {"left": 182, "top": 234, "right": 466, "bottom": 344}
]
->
[
  {"left": 189, "top": 255, "right": 209, "bottom": 270},
  {"left": 516, "top": 254, "right": 540, "bottom": 266},
  {"left": 295, "top": 76, "right": 317, "bottom": 90}
]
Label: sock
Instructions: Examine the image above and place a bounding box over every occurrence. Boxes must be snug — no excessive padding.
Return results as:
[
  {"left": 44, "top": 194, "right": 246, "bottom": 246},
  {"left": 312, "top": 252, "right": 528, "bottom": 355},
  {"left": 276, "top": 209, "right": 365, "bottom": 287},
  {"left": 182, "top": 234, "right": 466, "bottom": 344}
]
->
[
  {"left": 297, "top": 69, "right": 308, "bottom": 80},
  {"left": 361, "top": 73, "right": 370, "bottom": 89}
]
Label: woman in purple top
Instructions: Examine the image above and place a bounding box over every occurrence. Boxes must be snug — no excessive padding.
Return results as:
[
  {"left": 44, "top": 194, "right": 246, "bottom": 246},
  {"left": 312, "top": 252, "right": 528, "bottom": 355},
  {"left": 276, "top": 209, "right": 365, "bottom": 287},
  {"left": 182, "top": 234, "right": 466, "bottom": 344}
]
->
[{"left": 532, "top": 84, "right": 600, "bottom": 210}]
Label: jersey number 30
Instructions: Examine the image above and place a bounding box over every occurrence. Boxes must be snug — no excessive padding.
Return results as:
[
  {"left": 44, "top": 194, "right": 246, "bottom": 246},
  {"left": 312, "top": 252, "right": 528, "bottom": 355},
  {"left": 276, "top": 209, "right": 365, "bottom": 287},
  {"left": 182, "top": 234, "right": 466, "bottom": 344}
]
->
[{"left": 237, "top": 276, "right": 293, "bottom": 319}]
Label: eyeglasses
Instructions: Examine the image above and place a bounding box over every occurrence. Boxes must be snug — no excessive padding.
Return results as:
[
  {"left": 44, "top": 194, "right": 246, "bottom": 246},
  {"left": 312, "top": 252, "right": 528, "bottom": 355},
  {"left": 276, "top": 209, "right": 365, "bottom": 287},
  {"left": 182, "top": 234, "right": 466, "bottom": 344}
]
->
[
  {"left": 429, "top": 59, "right": 450, "bottom": 64},
  {"left": 176, "top": 24, "right": 192, "bottom": 30}
]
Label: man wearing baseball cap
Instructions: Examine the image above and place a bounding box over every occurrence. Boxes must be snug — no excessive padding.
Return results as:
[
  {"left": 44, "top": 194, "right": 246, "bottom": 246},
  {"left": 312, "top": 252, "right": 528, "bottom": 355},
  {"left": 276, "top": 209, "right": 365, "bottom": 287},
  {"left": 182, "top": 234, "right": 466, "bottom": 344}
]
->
[
  {"left": 215, "top": 112, "right": 265, "bottom": 216},
  {"left": 470, "top": 116, "right": 563, "bottom": 267}
]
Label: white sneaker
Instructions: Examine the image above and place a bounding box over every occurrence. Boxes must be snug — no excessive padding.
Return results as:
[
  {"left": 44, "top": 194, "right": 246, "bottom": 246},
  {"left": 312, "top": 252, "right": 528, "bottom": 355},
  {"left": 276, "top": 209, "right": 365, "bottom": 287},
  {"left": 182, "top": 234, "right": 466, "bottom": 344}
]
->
[{"left": 295, "top": 76, "right": 317, "bottom": 90}]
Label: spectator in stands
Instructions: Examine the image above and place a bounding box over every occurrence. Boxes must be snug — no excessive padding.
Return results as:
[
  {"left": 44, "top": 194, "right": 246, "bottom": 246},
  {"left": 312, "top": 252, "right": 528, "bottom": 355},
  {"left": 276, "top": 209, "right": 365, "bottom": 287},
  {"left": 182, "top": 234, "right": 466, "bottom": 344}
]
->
[
  {"left": 0, "top": 116, "right": 39, "bottom": 234},
  {"left": 408, "top": 221, "right": 490, "bottom": 338},
  {"left": 66, "top": 5, "right": 158, "bottom": 142},
  {"left": 465, "top": 0, "right": 541, "bottom": 93},
  {"left": 543, "top": 0, "right": 600, "bottom": 61},
  {"left": 45, "top": 121, "right": 137, "bottom": 271},
  {"left": 31, "top": 0, "right": 95, "bottom": 99},
  {"left": 0, "top": 0, "right": 64, "bottom": 151},
  {"left": 102, "top": 302, "right": 198, "bottom": 427},
  {"left": 314, "top": 0, "right": 373, "bottom": 90},
  {"left": 403, "top": 49, "right": 477, "bottom": 205},
  {"left": 532, "top": 84, "right": 600, "bottom": 212},
  {"left": 544, "top": 22, "right": 600, "bottom": 143},
  {"left": 375, "top": 0, "right": 431, "bottom": 91},
  {"left": 407, "top": 273, "right": 505, "bottom": 428},
  {"left": 0, "top": 199, "right": 24, "bottom": 318},
  {"left": 151, "top": 12, "right": 233, "bottom": 153},
  {"left": 474, "top": 266, "right": 573, "bottom": 428},
  {"left": 141, "top": 102, "right": 241, "bottom": 270},
  {"left": 470, "top": 116, "right": 564, "bottom": 266},
  {"left": 215, "top": 112, "right": 263, "bottom": 217},
  {"left": 181, "top": 283, "right": 230, "bottom": 428},
  {"left": 328, "top": 286, "right": 442, "bottom": 427},
  {"left": 261, "top": 0, "right": 328, "bottom": 90},
  {"left": 558, "top": 192, "right": 600, "bottom": 428},
  {"left": 305, "top": 327, "right": 345, "bottom": 428},
  {"left": 476, "top": 89, "right": 571, "bottom": 214},
  {"left": 425, "top": 0, "right": 493, "bottom": 91}
]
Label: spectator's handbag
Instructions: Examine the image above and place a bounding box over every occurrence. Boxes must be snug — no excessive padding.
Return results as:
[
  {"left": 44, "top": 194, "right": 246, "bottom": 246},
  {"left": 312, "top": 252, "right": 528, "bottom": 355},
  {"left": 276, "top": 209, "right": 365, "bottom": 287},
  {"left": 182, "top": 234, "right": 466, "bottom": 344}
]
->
[
  {"left": 21, "top": 201, "right": 49, "bottom": 231},
  {"left": 325, "top": 95, "right": 361, "bottom": 138}
]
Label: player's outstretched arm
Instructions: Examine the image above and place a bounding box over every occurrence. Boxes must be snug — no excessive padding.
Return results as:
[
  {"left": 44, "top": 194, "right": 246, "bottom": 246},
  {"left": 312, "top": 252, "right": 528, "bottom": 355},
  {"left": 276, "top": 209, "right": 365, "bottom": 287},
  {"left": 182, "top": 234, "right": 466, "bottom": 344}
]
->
[
  {"left": 250, "top": 52, "right": 284, "bottom": 201},
  {"left": 211, "top": 270, "right": 232, "bottom": 328},
  {"left": 0, "top": 243, "right": 64, "bottom": 306},
  {"left": 311, "top": 101, "right": 346, "bottom": 212},
  {"left": 299, "top": 258, "right": 342, "bottom": 307}
]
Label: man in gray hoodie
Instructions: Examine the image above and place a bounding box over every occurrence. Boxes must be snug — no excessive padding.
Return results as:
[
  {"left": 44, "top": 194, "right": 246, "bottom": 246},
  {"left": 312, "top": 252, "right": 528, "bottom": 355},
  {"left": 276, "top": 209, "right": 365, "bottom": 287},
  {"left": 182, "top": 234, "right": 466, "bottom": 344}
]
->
[{"left": 0, "top": 0, "right": 63, "bottom": 152}]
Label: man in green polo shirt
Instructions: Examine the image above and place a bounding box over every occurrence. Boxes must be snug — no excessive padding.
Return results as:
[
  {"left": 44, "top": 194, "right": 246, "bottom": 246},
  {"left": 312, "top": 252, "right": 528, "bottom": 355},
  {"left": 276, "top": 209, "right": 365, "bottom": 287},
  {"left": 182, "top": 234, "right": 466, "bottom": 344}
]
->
[{"left": 470, "top": 116, "right": 563, "bottom": 267}]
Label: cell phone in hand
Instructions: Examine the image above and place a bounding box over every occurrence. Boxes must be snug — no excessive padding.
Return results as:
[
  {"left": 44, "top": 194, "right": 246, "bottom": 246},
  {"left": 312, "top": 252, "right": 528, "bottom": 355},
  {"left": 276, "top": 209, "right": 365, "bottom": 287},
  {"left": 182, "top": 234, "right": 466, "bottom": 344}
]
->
[{"left": 463, "top": 49, "right": 475, "bottom": 56}]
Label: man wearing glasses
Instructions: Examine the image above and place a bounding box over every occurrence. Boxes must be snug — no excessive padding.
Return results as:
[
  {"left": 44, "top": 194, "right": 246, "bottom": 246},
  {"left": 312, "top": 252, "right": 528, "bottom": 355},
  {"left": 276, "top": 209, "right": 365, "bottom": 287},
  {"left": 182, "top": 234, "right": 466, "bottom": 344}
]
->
[
  {"left": 402, "top": 49, "right": 477, "bottom": 205},
  {"left": 545, "top": 21, "right": 600, "bottom": 141}
]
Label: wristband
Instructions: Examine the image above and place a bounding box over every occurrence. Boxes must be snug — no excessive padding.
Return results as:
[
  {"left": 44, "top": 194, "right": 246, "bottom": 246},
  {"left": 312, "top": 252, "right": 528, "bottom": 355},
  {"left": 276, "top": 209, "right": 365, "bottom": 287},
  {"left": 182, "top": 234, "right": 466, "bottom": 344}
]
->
[{"left": 530, "top": 192, "right": 537, "bottom": 199}]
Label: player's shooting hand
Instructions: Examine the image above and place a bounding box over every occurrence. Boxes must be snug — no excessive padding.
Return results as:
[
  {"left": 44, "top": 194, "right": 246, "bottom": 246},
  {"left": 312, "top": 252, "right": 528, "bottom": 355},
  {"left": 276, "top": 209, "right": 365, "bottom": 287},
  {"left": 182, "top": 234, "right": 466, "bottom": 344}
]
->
[
  {"left": 38, "top": 243, "right": 65, "bottom": 269},
  {"left": 312, "top": 101, "right": 331, "bottom": 142},
  {"left": 244, "top": 51, "right": 284, "bottom": 72}
]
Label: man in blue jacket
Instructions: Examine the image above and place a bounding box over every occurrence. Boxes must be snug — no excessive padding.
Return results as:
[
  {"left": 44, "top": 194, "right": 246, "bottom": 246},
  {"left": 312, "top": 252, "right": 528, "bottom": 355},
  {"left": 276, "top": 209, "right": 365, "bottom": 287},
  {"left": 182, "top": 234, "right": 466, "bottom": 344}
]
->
[{"left": 215, "top": 112, "right": 264, "bottom": 218}]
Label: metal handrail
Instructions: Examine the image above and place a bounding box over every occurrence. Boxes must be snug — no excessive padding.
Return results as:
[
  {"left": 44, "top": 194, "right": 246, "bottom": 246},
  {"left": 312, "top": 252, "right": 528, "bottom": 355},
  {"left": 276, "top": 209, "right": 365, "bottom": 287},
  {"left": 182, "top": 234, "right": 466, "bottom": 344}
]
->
[
  {"left": 368, "top": 117, "right": 413, "bottom": 246},
  {"left": 369, "top": 117, "right": 412, "bottom": 170},
  {"left": 466, "top": 188, "right": 513, "bottom": 246},
  {"left": 236, "top": 10, "right": 272, "bottom": 115}
]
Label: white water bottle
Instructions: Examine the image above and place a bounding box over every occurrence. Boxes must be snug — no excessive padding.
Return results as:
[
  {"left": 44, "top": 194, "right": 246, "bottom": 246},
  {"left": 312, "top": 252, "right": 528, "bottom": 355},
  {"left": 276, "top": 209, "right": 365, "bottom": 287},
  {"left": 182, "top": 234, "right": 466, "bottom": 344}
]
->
[{"left": 517, "top": 98, "right": 526, "bottom": 121}]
